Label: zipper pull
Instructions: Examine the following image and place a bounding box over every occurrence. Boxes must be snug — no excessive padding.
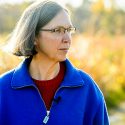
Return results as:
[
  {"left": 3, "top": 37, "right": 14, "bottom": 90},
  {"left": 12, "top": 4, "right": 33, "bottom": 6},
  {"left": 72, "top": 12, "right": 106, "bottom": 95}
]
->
[{"left": 43, "top": 111, "right": 50, "bottom": 124}]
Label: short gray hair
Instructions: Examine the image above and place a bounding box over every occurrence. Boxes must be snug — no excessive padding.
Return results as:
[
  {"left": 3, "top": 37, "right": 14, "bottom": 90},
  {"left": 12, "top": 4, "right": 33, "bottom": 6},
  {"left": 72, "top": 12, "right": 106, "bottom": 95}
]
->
[{"left": 9, "top": 0, "right": 65, "bottom": 57}]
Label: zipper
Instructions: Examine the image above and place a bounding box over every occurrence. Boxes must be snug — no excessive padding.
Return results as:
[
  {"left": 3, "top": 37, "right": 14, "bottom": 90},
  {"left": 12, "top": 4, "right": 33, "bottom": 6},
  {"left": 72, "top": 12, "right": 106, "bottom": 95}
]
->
[
  {"left": 33, "top": 83, "right": 83, "bottom": 124},
  {"left": 42, "top": 84, "right": 83, "bottom": 124},
  {"left": 43, "top": 111, "right": 50, "bottom": 124},
  {"left": 33, "top": 85, "right": 48, "bottom": 123}
]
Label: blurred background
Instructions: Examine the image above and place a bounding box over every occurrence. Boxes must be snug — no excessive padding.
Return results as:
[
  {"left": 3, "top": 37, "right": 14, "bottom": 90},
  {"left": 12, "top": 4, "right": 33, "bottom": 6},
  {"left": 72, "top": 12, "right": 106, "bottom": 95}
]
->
[{"left": 0, "top": 0, "right": 125, "bottom": 124}]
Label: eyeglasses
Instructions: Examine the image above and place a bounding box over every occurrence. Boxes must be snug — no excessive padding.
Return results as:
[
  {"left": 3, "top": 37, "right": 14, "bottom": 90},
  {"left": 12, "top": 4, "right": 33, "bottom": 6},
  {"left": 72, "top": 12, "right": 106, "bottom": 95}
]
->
[{"left": 40, "top": 26, "right": 76, "bottom": 34}]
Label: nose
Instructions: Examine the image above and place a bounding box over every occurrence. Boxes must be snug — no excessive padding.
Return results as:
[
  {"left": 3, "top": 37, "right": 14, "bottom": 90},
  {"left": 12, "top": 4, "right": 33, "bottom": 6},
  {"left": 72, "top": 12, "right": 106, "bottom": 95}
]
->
[{"left": 62, "top": 32, "right": 71, "bottom": 43}]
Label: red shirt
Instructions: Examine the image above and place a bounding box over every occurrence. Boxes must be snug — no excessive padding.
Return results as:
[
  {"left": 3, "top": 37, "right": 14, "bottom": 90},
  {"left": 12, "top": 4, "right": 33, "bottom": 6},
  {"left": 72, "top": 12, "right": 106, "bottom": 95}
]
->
[{"left": 33, "top": 62, "right": 65, "bottom": 110}]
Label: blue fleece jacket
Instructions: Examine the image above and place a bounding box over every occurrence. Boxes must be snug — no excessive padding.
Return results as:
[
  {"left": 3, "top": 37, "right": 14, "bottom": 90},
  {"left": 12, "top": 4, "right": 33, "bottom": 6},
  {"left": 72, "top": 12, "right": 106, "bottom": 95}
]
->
[{"left": 0, "top": 58, "right": 109, "bottom": 125}]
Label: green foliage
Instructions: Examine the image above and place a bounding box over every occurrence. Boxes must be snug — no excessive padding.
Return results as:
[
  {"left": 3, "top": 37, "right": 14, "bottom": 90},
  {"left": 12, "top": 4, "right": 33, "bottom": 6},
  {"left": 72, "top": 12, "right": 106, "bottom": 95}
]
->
[{"left": 106, "top": 89, "right": 125, "bottom": 109}]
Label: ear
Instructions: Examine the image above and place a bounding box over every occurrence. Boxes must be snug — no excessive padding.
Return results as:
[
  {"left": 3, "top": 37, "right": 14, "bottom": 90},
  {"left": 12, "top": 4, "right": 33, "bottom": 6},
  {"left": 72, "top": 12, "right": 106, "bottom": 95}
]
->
[
  {"left": 34, "top": 41, "right": 37, "bottom": 45},
  {"left": 34, "top": 37, "right": 38, "bottom": 45},
  {"left": 34, "top": 36, "right": 40, "bottom": 52}
]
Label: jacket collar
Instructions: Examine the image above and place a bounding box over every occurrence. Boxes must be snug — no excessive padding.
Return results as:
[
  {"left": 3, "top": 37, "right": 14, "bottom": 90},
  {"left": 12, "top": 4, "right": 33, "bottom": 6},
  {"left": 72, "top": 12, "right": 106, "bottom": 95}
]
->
[
  {"left": 11, "top": 58, "right": 84, "bottom": 89},
  {"left": 61, "top": 59, "right": 84, "bottom": 87}
]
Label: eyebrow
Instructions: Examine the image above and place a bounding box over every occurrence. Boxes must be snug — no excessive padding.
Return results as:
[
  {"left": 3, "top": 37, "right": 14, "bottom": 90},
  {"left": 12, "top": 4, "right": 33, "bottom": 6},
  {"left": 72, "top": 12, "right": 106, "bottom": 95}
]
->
[{"left": 54, "top": 25, "right": 74, "bottom": 28}]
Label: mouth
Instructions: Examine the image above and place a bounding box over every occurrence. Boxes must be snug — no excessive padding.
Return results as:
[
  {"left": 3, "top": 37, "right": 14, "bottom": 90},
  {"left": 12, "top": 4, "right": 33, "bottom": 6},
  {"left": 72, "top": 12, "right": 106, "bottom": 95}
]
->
[
  {"left": 59, "top": 48, "right": 69, "bottom": 52},
  {"left": 59, "top": 48, "right": 69, "bottom": 50},
  {"left": 59, "top": 47, "right": 69, "bottom": 50}
]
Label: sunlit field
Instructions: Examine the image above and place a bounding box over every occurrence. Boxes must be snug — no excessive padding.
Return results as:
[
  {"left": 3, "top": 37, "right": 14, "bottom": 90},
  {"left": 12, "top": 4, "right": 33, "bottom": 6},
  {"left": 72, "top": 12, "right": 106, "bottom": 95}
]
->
[{"left": 70, "top": 35, "right": 125, "bottom": 111}]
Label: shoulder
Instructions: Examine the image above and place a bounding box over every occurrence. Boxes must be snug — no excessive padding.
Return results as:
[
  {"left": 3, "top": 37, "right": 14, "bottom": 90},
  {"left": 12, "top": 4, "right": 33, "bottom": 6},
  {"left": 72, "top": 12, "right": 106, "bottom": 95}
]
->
[
  {"left": 78, "top": 69, "right": 97, "bottom": 86},
  {"left": 0, "top": 69, "right": 15, "bottom": 89},
  {"left": 77, "top": 69, "right": 106, "bottom": 111},
  {"left": 77, "top": 69, "right": 104, "bottom": 98}
]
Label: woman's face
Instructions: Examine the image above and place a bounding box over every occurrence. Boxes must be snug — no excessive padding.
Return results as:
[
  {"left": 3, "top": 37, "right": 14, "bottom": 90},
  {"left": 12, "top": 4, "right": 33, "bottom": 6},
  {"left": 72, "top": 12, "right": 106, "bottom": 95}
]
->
[{"left": 35, "top": 10, "right": 73, "bottom": 62}]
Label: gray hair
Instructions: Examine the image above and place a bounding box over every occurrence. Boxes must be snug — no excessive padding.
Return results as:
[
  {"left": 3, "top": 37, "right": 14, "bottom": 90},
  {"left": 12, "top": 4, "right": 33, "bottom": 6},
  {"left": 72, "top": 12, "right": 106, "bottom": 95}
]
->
[{"left": 9, "top": 0, "right": 65, "bottom": 57}]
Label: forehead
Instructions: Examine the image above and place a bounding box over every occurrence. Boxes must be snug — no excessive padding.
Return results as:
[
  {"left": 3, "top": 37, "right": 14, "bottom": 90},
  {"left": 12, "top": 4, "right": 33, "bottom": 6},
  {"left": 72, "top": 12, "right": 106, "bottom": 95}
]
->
[{"left": 43, "top": 10, "right": 73, "bottom": 28}]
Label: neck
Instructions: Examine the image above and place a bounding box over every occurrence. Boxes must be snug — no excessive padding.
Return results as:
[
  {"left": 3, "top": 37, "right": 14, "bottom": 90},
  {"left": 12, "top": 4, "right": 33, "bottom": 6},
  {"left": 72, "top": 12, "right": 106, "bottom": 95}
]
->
[{"left": 29, "top": 55, "right": 60, "bottom": 80}]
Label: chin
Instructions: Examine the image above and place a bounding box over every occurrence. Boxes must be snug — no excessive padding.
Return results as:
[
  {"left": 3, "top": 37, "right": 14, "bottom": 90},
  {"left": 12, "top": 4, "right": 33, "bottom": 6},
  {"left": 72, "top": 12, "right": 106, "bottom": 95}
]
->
[{"left": 58, "top": 57, "right": 67, "bottom": 62}]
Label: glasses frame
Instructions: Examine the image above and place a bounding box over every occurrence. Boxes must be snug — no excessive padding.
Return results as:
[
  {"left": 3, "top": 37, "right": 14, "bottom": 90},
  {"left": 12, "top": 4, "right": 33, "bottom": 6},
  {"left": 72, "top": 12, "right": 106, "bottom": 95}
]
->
[{"left": 40, "top": 26, "right": 76, "bottom": 34}]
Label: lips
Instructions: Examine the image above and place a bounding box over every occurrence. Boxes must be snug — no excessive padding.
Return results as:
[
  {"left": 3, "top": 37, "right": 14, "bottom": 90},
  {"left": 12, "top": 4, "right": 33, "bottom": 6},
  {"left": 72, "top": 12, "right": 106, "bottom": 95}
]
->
[
  {"left": 59, "top": 48, "right": 69, "bottom": 50},
  {"left": 59, "top": 48, "right": 69, "bottom": 53}
]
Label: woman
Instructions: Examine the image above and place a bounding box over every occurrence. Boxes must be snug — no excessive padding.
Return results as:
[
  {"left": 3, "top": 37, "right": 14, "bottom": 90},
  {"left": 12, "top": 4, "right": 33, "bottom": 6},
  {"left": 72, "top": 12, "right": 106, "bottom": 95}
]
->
[{"left": 0, "top": 0, "right": 109, "bottom": 125}]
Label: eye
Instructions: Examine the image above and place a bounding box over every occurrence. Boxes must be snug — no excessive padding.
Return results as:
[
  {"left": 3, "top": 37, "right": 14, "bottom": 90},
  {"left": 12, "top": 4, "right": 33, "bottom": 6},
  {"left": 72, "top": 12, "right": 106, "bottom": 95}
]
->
[
  {"left": 59, "top": 27, "right": 65, "bottom": 33},
  {"left": 53, "top": 28, "right": 61, "bottom": 33},
  {"left": 68, "top": 27, "right": 76, "bottom": 33},
  {"left": 53, "top": 27, "right": 66, "bottom": 33},
  {"left": 67, "top": 28, "right": 71, "bottom": 32},
  {"left": 51, "top": 27, "right": 76, "bottom": 34}
]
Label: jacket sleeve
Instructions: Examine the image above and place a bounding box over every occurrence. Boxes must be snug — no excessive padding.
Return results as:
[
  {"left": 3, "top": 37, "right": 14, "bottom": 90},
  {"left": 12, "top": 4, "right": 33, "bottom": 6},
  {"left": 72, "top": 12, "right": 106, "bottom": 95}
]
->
[{"left": 93, "top": 97, "right": 110, "bottom": 125}]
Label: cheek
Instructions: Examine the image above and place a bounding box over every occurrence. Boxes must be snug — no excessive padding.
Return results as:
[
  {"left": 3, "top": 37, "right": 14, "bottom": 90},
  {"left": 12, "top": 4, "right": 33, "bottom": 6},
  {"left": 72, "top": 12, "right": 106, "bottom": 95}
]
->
[
  {"left": 44, "top": 35, "right": 61, "bottom": 48},
  {"left": 38, "top": 35, "right": 61, "bottom": 54}
]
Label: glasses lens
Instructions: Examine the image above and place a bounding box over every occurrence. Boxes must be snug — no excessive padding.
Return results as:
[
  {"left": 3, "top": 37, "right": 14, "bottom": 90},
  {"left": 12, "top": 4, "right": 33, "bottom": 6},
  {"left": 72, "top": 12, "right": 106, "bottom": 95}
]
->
[
  {"left": 55, "top": 27, "right": 76, "bottom": 34},
  {"left": 54, "top": 27, "right": 64, "bottom": 33},
  {"left": 69, "top": 27, "right": 76, "bottom": 34},
  {"left": 40, "top": 27, "right": 76, "bottom": 34},
  {"left": 60, "top": 27, "right": 65, "bottom": 33}
]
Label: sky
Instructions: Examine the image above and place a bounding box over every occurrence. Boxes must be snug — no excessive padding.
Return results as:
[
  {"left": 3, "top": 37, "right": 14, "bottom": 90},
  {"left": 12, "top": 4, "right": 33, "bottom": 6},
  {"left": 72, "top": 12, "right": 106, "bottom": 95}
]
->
[{"left": 0, "top": 0, "right": 125, "bottom": 9}]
